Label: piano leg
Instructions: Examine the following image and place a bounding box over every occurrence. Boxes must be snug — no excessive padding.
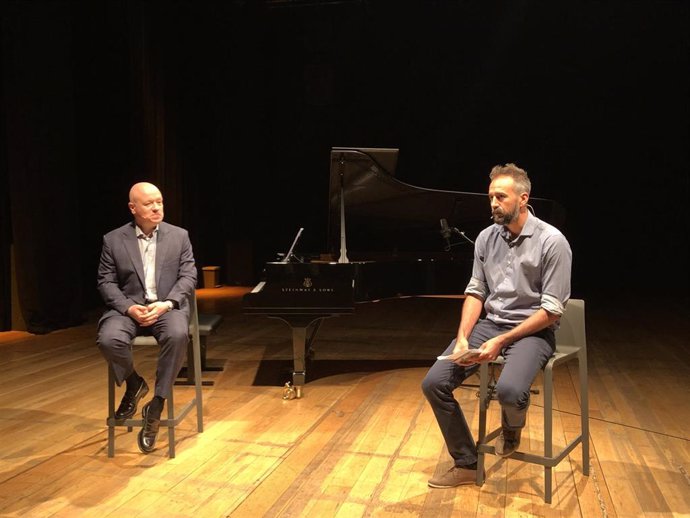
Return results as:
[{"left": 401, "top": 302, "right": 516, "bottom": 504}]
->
[
  {"left": 291, "top": 325, "right": 307, "bottom": 398},
  {"left": 274, "top": 316, "right": 328, "bottom": 399}
]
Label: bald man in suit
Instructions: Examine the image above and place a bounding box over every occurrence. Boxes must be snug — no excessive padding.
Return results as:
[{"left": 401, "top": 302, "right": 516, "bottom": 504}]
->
[{"left": 97, "top": 182, "right": 197, "bottom": 453}]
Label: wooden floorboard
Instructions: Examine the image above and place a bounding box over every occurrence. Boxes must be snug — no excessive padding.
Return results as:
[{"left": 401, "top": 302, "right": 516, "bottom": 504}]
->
[{"left": 1, "top": 288, "right": 689, "bottom": 517}]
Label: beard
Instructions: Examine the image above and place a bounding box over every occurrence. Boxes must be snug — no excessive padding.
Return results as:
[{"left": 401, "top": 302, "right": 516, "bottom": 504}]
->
[{"left": 492, "top": 205, "right": 519, "bottom": 225}]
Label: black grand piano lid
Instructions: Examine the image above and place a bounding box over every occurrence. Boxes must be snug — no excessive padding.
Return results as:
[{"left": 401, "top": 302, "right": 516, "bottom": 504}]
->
[{"left": 327, "top": 147, "right": 565, "bottom": 260}]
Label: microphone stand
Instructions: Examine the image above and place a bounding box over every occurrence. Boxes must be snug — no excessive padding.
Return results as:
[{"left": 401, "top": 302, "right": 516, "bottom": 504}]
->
[
  {"left": 449, "top": 227, "right": 475, "bottom": 246},
  {"left": 440, "top": 221, "right": 475, "bottom": 251}
]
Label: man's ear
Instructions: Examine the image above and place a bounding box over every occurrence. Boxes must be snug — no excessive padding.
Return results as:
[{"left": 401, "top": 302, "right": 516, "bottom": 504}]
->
[
  {"left": 128, "top": 202, "right": 135, "bottom": 214},
  {"left": 519, "top": 192, "right": 529, "bottom": 207}
]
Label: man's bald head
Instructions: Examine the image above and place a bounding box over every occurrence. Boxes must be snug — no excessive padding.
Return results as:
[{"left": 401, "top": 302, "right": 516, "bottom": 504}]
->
[
  {"left": 128, "top": 182, "right": 164, "bottom": 234},
  {"left": 129, "top": 182, "right": 161, "bottom": 203}
]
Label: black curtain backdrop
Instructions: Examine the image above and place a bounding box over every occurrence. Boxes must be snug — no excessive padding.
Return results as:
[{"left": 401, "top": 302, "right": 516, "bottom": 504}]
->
[
  {"left": 0, "top": 40, "right": 8, "bottom": 330},
  {"left": 1, "top": 1, "right": 190, "bottom": 332},
  {"left": 2, "top": 2, "right": 83, "bottom": 333},
  {"left": 1, "top": 1, "right": 688, "bottom": 332},
  {"left": 73, "top": 2, "right": 191, "bottom": 312}
]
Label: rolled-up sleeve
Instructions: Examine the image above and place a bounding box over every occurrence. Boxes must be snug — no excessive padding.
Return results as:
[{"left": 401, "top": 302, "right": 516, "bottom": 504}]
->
[
  {"left": 465, "top": 277, "right": 488, "bottom": 300},
  {"left": 464, "top": 233, "right": 489, "bottom": 301},
  {"left": 540, "top": 233, "right": 572, "bottom": 316}
]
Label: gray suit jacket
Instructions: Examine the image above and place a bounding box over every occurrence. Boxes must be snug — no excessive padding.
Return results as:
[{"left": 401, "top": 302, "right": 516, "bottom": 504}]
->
[{"left": 97, "top": 221, "right": 197, "bottom": 321}]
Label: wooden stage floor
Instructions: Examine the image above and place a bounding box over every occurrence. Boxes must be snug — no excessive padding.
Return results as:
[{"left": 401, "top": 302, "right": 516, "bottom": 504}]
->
[{"left": 0, "top": 288, "right": 688, "bottom": 517}]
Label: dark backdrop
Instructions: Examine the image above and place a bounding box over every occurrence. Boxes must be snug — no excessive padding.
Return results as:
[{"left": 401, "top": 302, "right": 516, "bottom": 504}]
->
[{"left": 1, "top": 1, "right": 688, "bottom": 332}]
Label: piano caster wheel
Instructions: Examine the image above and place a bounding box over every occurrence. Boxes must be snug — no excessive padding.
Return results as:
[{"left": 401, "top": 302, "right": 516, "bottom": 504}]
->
[
  {"left": 283, "top": 382, "right": 295, "bottom": 400},
  {"left": 282, "top": 382, "right": 303, "bottom": 400}
]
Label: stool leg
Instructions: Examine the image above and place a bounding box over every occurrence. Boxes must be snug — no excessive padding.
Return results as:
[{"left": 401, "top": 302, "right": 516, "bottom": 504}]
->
[
  {"left": 200, "top": 336, "right": 208, "bottom": 371},
  {"left": 108, "top": 366, "right": 115, "bottom": 457},
  {"left": 185, "top": 339, "right": 195, "bottom": 385},
  {"left": 544, "top": 365, "right": 554, "bottom": 504},
  {"left": 167, "top": 388, "right": 175, "bottom": 458},
  {"left": 476, "top": 362, "right": 489, "bottom": 486},
  {"left": 192, "top": 333, "right": 204, "bottom": 432},
  {"left": 580, "top": 349, "right": 590, "bottom": 475}
]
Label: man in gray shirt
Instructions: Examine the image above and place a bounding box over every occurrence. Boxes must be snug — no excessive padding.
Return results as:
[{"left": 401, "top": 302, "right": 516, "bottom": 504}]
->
[{"left": 422, "top": 163, "right": 572, "bottom": 488}]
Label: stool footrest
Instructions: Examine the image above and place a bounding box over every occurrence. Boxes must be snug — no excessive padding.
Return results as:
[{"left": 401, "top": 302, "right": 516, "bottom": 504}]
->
[
  {"left": 105, "top": 398, "right": 200, "bottom": 429},
  {"left": 478, "top": 435, "right": 584, "bottom": 468}
]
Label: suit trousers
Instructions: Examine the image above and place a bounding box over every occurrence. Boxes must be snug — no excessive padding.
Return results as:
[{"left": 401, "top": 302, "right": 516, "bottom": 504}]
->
[
  {"left": 97, "top": 310, "right": 189, "bottom": 399},
  {"left": 421, "top": 318, "right": 555, "bottom": 467}
]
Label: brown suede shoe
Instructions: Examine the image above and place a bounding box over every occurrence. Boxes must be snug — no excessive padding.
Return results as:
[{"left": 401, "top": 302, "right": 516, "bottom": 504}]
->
[
  {"left": 428, "top": 465, "right": 478, "bottom": 488},
  {"left": 495, "top": 428, "right": 521, "bottom": 457}
]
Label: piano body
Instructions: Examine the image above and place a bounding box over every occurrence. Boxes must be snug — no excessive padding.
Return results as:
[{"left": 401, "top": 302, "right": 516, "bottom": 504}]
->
[{"left": 244, "top": 148, "right": 563, "bottom": 398}]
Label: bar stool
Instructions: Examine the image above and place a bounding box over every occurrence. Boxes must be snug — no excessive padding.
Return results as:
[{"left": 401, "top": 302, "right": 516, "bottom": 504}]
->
[
  {"left": 175, "top": 312, "right": 224, "bottom": 386},
  {"left": 106, "top": 292, "right": 204, "bottom": 458},
  {"left": 476, "top": 298, "right": 589, "bottom": 503}
]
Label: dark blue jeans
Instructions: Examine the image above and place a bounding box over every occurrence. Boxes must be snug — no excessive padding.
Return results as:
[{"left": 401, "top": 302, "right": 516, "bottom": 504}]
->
[{"left": 421, "top": 319, "right": 555, "bottom": 467}]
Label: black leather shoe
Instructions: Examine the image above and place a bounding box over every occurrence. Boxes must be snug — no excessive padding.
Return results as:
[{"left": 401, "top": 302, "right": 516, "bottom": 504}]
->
[
  {"left": 114, "top": 379, "right": 149, "bottom": 419},
  {"left": 137, "top": 401, "right": 161, "bottom": 454}
]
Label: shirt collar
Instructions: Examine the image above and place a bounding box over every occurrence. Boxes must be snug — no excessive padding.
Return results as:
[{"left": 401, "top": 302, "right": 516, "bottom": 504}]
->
[
  {"left": 135, "top": 224, "right": 159, "bottom": 239},
  {"left": 519, "top": 211, "right": 537, "bottom": 237},
  {"left": 498, "top": 211, "right": 537, "bottom": 241}
]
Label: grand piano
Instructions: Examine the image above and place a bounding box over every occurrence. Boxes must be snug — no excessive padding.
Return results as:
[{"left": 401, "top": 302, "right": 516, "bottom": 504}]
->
[{"left": 244, "top": 148, "right": 562, "bottom": 398}]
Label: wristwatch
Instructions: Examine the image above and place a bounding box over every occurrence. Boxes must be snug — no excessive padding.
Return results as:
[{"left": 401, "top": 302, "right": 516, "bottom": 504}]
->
[{"left": 164, "top": 300, "right": 174, "bottom": 312}]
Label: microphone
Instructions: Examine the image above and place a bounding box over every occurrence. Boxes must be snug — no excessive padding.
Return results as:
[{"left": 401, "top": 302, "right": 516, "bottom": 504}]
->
[{"left": 440, "top": 219, "right": 452, "bottom": 251}]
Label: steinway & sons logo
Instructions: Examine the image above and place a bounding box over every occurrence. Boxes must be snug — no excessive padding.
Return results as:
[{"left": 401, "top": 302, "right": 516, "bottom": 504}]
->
[{"left": 281, "top": 277, "right": 334, "bottom": 293}]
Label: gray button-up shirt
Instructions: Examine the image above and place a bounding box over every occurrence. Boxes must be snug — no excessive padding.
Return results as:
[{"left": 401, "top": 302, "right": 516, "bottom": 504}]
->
[{"left": 465, "top": 212, "right": 572, "bottom": 326}]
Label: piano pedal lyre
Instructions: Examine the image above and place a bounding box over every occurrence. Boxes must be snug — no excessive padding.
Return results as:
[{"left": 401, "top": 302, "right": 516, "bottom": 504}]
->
[{"left": 282, "top": 382, "right": 302, "bottom": 400}]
